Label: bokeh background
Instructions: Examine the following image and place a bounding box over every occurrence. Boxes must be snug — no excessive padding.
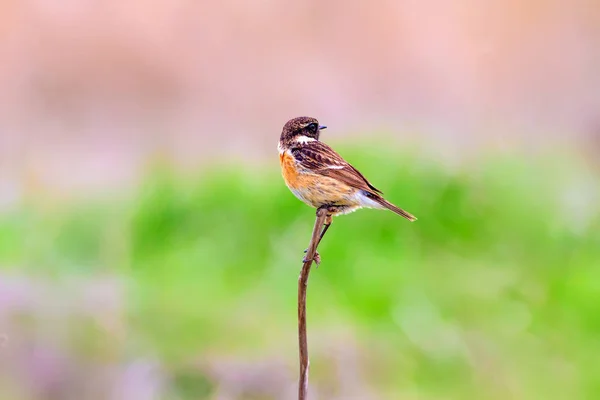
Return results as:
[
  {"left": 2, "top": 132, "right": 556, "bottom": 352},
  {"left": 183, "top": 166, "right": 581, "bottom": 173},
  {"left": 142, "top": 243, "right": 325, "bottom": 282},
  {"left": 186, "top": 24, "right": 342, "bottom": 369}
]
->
[{"left": 1, "top": 2, "right": 600, "bottom": 399}]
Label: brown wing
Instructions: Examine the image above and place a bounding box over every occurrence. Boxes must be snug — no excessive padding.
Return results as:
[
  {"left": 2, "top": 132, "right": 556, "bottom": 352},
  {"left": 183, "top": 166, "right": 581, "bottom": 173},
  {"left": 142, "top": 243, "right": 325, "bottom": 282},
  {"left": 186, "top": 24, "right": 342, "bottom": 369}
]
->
[{"left": 291, "top": 141, "right": 383, "bottom": 194}]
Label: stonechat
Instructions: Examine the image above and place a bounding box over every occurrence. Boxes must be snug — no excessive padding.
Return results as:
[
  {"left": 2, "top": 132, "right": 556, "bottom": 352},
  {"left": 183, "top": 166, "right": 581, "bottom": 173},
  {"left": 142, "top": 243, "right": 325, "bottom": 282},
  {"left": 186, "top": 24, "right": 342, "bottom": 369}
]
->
[{"left": 279, "top": 116, "right": 416, "bottom": 254}]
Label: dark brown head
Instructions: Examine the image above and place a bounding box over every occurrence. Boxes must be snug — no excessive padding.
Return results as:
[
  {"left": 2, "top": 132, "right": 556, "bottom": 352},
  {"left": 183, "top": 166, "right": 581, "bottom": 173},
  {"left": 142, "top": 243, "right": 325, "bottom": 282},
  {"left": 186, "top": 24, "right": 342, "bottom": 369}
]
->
[{"left": 279, "top": 116, "right": 327, "bottom": 148}]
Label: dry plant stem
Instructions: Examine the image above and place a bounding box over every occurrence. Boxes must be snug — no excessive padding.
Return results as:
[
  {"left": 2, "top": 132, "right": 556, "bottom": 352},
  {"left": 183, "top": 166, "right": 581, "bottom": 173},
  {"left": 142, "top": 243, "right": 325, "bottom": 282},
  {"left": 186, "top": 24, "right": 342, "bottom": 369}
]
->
[{"left": 298, "top": 207, "right": 329, "bottom": 400}]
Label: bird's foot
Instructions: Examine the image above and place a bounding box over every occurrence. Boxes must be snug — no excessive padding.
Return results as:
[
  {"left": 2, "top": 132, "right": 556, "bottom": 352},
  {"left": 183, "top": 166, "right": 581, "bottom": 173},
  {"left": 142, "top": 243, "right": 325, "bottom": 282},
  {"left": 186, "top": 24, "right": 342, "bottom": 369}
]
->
[
  {"left": 303, "top": 249, "right": 321, "bottom": 266},
  {"left": 327, "top": 206, "right": 341, "bottom": 214},
  {"left": 317, "top": 205, "right": 342, "bottom": 217}
]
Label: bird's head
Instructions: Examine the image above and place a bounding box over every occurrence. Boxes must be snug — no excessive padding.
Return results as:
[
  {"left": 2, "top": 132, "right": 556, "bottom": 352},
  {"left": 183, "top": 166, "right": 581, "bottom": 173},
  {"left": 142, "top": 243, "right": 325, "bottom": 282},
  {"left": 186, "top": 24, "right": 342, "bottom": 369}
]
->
[{"left": 279, "top": 116, "right": 327, "bottom": 148}]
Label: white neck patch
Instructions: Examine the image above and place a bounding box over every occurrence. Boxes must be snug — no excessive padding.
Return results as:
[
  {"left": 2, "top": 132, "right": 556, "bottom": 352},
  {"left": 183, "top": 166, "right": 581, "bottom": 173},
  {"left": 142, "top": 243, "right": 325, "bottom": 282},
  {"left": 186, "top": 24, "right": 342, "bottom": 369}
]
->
[
  {"left": 278, "top": 135, "right": 316, "bottom": 154},
  {"left": 294, "top": 135, "right": 316, "bottom": 144}
]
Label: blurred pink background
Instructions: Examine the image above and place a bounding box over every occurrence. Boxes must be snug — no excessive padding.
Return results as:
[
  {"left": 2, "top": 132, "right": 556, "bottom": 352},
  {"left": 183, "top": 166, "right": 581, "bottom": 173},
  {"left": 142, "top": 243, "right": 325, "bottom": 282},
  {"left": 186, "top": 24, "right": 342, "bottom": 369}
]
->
[{"left": 1, "top": 1, "right": 599, "bottom": 199}]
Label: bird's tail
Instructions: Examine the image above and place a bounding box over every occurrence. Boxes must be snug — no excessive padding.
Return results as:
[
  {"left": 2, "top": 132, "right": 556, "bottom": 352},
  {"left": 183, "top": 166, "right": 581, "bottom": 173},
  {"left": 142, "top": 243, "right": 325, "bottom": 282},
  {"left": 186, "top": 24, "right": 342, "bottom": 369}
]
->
[{"left": 373, "top": 197, "right": 417, "bottom": 222}]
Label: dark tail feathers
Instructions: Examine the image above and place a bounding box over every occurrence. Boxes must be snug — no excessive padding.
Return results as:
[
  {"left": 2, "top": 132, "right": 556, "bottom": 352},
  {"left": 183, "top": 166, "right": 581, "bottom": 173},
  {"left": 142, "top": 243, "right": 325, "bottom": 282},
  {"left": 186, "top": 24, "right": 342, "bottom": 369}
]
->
[{"left": 373, "top": 197, "right": 417, "bottom": 222}]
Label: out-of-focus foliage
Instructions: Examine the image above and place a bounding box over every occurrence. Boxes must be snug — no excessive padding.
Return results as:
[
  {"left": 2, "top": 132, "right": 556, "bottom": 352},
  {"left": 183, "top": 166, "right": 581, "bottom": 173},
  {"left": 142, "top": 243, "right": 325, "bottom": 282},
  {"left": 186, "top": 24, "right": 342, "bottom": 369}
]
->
[{"left": 1, "top": 145, "right": 599, "bottom": 399}]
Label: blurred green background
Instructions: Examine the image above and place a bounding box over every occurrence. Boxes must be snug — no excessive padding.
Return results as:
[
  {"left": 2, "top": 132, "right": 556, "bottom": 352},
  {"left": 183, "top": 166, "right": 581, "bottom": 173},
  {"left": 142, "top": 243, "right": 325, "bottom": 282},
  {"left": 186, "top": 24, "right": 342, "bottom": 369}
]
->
[
  {"left": 2, "top": 1, "right": 600, "bottom": 399},
  {"left": 2, "top": 143, "right": 599, "bottom": 399}
]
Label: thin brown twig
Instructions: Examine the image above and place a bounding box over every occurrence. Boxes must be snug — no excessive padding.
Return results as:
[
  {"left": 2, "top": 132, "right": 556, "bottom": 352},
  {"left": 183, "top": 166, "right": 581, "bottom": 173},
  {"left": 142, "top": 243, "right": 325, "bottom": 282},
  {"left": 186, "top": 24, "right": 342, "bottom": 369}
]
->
[{"left": 298, "top": 206, "right": 329, "bottom": 400}]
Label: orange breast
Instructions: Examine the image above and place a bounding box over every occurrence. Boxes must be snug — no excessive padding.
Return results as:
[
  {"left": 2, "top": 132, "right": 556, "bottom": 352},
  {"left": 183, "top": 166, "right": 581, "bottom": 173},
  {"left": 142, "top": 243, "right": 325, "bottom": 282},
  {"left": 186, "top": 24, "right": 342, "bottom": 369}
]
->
[
  {"left": 280, "top": 151, "right": 302, "bottom": 189},
  {"left": 280, "top": 151, "right": 358, "bottom": 208}
]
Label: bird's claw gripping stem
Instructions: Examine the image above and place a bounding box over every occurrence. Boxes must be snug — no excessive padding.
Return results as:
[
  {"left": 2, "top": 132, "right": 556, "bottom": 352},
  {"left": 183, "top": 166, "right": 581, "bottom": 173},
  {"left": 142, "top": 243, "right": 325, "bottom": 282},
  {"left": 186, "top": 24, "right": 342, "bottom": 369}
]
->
[{"left": 302, "top": 250, "right": 321, "bottom": 265}]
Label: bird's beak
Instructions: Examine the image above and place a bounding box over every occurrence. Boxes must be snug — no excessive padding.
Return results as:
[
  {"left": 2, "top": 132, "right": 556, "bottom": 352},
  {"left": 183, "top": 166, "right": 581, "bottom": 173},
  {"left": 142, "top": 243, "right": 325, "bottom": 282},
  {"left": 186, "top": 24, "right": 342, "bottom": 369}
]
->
[{"left": 319, "top": 125, "right": 327, "bottom": 130}]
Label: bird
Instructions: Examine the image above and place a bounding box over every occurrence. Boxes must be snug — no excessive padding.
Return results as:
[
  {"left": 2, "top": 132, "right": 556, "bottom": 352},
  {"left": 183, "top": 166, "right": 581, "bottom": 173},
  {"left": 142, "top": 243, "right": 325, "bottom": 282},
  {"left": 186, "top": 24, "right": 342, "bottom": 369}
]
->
[{"left": 278, "top": 116, "right": 416, "bottom": 260}]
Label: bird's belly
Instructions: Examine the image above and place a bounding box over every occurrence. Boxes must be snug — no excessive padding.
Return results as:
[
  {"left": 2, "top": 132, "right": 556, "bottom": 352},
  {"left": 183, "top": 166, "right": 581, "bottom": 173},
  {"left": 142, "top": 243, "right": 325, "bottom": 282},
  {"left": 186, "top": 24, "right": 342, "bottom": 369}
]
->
[{"left": 289, "top": 178, "right": 357, "bottom": 208}]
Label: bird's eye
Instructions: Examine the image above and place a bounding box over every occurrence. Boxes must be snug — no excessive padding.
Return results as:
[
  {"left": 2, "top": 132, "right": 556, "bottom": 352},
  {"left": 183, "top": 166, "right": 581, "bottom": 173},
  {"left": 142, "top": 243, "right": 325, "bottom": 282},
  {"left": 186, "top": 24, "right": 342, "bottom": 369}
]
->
[{"left": 306, "top": 123, "right": 318, "bottom": 133}]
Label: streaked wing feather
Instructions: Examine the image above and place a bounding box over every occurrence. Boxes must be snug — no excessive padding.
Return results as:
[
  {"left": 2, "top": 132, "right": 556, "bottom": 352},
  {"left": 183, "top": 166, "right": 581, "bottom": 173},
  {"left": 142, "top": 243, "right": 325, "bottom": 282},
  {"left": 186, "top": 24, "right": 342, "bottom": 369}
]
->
[{"left": 292, "top": 141, "right": 383, "bottom": 194}]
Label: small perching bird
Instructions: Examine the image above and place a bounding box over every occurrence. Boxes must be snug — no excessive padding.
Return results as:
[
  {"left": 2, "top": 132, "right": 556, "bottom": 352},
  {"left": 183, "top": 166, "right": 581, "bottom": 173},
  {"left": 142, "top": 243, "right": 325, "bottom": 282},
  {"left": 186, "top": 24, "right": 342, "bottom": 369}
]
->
[{"left": 278, "top": 116, "right": 416, "bottom": 255}]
